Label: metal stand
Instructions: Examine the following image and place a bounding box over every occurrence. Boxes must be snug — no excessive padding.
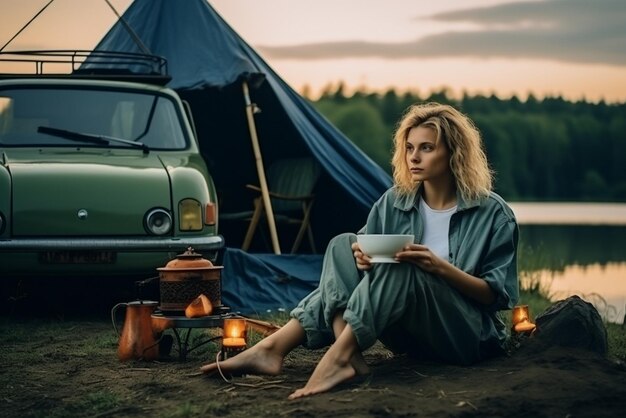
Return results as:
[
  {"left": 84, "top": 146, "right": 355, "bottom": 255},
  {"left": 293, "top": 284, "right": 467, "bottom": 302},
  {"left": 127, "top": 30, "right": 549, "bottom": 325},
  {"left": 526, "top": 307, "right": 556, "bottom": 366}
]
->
[
  {"left": 151, "top": 312, "right": 235, "bottom": 361},
  {"left": 168, "top": 329, "right": 221, "bottom": 361}
]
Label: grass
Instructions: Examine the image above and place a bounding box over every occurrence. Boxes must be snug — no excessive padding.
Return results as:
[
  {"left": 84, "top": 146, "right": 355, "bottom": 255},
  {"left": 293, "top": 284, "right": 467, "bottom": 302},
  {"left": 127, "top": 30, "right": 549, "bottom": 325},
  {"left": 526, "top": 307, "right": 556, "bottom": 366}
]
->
[
  {"left": 168, "top": 400, "right": 229, "bottom": 418},
  {"left": 514, "top": 264, "right": 555, "bottom": 329},
  {"left": 28, "top": 390, "right": 132, "bottom": 418},
  {"left": 607, "top": 323, "right": 626, "bottom": 361},
  {"left": 66, "top": 391, "right": 122, "bottom": 415}
]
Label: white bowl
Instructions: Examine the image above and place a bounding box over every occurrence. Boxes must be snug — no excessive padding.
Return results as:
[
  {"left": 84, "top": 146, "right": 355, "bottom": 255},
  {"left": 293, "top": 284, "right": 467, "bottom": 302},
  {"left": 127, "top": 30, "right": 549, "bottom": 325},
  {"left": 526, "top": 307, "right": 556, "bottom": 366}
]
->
[{"left": 357, "top": 234, "right": 414, "bottom": 263}]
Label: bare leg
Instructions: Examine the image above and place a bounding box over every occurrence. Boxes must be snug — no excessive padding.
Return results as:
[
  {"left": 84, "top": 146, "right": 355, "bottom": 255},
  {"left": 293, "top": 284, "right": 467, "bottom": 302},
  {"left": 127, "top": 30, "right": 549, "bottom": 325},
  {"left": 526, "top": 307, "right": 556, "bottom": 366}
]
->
[
  {"left": 288, "top": 323, "right": 359, "bottom": 399},
  {"left": 332, "top": 312, "right": 369, "bottom": 376},
  {"left": 200, "top": 318, "right": 305, "bottom": 376}
]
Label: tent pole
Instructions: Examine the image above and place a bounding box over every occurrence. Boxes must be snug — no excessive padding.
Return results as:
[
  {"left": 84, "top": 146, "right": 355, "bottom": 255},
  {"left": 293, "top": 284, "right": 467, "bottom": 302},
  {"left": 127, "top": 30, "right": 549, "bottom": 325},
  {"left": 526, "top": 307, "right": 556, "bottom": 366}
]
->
[{"left": 242, "top": 80, "right": 281, "bottom": 254}]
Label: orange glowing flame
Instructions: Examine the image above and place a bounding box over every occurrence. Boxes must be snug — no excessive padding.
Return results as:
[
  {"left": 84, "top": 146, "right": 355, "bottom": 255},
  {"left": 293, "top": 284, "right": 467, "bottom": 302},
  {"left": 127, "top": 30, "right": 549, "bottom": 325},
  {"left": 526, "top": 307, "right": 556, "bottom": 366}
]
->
[{"left": 223, "top": 318, "right": 247, "bottom": 348}]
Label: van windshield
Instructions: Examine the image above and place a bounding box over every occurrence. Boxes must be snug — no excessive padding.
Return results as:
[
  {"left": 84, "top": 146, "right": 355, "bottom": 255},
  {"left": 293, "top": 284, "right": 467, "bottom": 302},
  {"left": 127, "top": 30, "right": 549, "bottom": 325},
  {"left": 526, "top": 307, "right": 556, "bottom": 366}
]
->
[{"left": 0, "top": 86, "right": 188, "bottom": 149}]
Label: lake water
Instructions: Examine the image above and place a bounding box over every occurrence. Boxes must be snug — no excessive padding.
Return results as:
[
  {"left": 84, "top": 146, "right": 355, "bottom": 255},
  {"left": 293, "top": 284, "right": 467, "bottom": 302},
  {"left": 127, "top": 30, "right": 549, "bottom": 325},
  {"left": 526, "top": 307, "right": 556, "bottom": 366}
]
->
[{"left": 510, "top": 203, "right": 626, "bottom": 324}]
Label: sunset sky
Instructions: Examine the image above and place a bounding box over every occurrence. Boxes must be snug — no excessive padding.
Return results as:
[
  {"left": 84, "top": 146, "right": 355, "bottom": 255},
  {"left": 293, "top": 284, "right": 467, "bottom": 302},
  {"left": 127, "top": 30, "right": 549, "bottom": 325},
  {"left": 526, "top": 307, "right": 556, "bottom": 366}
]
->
[{"left": 1, "top": 0, "right": 625, "bottom": 102}]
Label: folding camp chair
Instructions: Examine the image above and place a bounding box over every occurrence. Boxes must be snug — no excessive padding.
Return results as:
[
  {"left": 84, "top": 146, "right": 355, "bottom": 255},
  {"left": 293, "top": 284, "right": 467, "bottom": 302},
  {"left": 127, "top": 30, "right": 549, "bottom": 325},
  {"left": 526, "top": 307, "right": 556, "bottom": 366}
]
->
[{"left": 221, "top": 157, "right": 321, "bottom": 253}]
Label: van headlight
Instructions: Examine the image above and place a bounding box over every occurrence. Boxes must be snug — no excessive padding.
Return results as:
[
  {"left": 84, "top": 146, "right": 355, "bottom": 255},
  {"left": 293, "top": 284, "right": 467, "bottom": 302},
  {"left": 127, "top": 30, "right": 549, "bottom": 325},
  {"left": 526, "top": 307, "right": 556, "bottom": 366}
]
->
[
  {"left": 144, "top": 208, "right": 173, "bottom": 236},
  {"left": 179, "top": 199, "right": 202, "bottom": 231}
]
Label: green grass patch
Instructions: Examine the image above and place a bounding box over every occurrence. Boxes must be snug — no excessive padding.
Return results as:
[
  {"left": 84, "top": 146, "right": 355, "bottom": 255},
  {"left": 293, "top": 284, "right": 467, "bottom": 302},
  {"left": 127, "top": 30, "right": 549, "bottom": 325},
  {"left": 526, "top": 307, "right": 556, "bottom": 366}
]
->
[
  {"left": 517, "top": 289, "right": 554, "bottom": 322},
  {"left": 69, "top": 391, "right": 121, "bottom": 414},
  {"left": 606, "top": 323, "right": 626, "bottom": 362},
  {"left": 29, "top": 390, "right": 131, "bottom": 418},
  {"left": 166, "top": 400, "right": 229, "bottom": 418}
]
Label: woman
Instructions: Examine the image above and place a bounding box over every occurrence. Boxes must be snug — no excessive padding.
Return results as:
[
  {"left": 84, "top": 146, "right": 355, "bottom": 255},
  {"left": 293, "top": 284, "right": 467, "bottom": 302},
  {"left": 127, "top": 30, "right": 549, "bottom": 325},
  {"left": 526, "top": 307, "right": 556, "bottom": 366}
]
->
[{"left": 201, "top": 102, "right": 519, "bottom": 400}]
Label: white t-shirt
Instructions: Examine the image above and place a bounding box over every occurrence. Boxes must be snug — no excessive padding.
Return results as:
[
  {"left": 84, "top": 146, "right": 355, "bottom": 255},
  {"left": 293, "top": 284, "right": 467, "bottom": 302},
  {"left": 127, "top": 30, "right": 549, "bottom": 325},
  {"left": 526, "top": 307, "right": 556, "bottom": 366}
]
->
[{"left": 419, "top": 196, "right": 457, "bottom": 261}]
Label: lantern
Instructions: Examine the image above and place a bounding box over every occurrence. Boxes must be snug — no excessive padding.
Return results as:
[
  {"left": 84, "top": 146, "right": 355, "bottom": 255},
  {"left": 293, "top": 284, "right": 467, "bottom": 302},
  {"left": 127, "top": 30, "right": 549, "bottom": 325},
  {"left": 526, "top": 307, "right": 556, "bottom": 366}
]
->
[
  {"left": 512, "top": 305, "right": 536, "bottom": 333},
  {"left": 222, "top": 318, "right": 247, "bottom": 358}
]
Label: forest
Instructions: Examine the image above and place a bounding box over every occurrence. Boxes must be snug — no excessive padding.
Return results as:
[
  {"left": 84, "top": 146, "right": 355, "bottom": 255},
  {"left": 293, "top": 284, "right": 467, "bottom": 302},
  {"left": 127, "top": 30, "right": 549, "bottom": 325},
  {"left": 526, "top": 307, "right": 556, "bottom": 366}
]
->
[{"left": 309, "top": 85, "right": 626, "bottom": 202}]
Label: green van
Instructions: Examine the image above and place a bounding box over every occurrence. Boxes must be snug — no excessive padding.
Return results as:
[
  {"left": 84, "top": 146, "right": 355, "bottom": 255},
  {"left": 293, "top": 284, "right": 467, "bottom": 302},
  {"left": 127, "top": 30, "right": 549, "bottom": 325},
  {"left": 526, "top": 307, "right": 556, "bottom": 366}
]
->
[{"left": 0, "top": 51, "right": 224, "bottom": 278}]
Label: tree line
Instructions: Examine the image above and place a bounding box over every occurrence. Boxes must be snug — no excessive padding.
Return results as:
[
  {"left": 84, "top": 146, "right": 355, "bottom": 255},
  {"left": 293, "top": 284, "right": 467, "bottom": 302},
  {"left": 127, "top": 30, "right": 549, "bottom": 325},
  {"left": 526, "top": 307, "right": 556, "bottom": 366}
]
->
[{"left": 309, "top": 84, "right": 626, "bottom": 202}]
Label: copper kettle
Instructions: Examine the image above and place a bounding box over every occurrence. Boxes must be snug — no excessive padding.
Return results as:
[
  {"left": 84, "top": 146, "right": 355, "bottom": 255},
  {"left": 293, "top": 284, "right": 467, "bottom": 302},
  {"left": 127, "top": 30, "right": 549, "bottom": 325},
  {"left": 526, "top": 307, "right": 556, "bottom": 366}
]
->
[{"left": 111, "top": 300, "right": 160, "bottom": 361}]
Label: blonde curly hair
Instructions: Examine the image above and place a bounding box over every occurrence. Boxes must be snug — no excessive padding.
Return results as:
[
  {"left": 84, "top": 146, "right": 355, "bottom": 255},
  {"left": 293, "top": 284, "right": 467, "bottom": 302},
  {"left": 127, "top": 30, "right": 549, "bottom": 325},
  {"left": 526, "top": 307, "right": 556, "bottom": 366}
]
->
[{"left": 391, "top": 102, "right": 493, "bottom": 201}]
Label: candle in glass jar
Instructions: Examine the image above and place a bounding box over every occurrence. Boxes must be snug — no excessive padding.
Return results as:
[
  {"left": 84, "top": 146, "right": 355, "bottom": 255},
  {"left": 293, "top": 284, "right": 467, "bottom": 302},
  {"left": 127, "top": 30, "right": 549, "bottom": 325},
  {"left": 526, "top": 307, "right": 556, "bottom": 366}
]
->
[
  {"left": 512, "top": 305, "right": 530, "bottom": 326},
  {"left": 222, "top": 318, "right": 247, "bottom": 349}
]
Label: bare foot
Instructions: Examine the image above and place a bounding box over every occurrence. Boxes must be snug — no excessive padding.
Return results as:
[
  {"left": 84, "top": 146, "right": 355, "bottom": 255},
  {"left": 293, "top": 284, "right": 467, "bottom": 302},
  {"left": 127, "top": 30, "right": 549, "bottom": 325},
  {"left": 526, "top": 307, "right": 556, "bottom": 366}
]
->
[
  {"left": 200, "top": 341, "right": 283, "bottom": 377},
  {"left": 288, "top": 351, "right": 356, "bottom": 399}
]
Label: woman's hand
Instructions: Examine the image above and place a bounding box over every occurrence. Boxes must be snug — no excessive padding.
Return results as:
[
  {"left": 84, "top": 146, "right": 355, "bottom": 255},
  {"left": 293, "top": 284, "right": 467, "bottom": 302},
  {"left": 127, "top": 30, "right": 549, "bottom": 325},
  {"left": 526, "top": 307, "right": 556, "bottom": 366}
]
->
[
  {"left": 396, "top": 244, "right": 496, "bottom": 305},
  {"left": 351, "top": 242, "right": 372, "bottom": 271},
  {"left": 394, "top": 244, "right": 446, "bottom": 274}
]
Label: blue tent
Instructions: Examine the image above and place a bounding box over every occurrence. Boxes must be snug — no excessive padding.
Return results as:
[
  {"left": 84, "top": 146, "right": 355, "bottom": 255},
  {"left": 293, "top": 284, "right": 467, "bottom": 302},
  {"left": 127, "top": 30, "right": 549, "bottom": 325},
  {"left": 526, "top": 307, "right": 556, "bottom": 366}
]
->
[{"left": 91, "top": 0, "right": 392, "bottom": 312}]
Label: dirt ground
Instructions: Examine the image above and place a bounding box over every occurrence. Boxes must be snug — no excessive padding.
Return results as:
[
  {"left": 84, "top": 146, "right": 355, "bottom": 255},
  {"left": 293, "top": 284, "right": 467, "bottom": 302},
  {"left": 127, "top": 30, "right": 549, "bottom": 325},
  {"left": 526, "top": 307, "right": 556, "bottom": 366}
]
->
[{"left": 2, "top": 313, "right": 626, "bottom": 418}]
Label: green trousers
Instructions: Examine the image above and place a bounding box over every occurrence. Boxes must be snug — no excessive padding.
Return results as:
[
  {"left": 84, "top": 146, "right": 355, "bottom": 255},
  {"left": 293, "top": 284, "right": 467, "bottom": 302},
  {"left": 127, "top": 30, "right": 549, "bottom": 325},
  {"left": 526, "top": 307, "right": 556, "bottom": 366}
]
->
[{"left": 291, "top": 233, "right": 490, "bottom": 365}]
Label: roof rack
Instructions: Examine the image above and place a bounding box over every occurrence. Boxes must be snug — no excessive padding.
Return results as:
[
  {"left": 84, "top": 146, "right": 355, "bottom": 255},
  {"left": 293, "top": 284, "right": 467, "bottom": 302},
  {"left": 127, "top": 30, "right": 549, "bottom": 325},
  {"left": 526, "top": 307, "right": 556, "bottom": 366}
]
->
[{"left": 0, "top": 50, "right": 171, "bottom": 85}]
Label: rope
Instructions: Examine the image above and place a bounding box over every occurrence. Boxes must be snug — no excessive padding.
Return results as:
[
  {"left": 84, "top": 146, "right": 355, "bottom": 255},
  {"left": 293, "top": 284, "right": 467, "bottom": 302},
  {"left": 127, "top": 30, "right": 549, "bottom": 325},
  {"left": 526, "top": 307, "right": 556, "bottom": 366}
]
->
[
  {"left": 0, "top": 0, "right": 55, "bottom": 52},
  {"left": 103, "top": 0, "right": 151, "bottom": 55},
  {"left": 215, "top": 351, "right": 232, "bottom": 384}
]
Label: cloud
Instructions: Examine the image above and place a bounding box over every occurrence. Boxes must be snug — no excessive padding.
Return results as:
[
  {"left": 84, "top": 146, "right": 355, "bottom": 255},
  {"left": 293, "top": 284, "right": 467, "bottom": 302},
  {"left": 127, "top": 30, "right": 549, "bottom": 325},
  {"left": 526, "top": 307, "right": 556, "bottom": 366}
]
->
[{"left": 258, "top": 0, "right": 626, "bottom": 66}]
